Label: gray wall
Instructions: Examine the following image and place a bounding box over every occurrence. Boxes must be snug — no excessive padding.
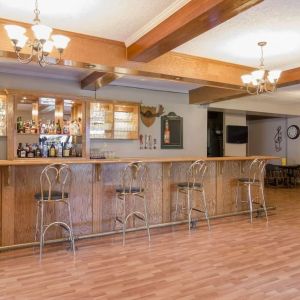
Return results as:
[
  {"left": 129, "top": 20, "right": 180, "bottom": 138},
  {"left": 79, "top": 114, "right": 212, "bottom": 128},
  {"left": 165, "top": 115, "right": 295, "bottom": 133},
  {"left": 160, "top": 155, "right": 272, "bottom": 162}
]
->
[
  {"left": 0, "top": 72, "right": 207, "bottom": 158},
  {"left": 287, "top": 117, "right": 300, "bottom": 164},
  {"left": 247, "top": 118, "right": 287, "bottom": 165}
]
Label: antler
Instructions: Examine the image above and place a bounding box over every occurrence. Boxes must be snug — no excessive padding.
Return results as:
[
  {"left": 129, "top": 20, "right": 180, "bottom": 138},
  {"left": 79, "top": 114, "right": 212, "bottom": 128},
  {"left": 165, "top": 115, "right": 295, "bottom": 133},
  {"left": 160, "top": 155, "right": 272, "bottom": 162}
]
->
[{"left": 140, "top": 105, "right": 165, "bottom": 118}]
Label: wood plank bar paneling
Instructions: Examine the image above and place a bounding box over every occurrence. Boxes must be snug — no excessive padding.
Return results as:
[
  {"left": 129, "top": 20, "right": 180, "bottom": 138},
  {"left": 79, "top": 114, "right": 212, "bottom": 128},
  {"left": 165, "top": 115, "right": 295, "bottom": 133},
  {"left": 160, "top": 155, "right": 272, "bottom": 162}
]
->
[
  {"left": 0, "top": 157, "right": 276, "bottom": 247},
  {"left": 1, "top": 166, "right": 15, "bottom": 246},
  {"left": 162, "top": 163, "right": 172, "bottom": 223}
]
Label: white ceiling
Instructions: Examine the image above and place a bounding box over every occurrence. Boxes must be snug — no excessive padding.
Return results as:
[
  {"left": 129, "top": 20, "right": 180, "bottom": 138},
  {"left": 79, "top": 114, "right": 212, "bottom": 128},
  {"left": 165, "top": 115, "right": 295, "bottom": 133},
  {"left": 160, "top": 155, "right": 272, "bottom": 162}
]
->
[
  {"left": 175, "top": 0, "right": 300, "bottom": 70},
  {"left": 0, "top": 0, "right": 177, "bottom": 42}
]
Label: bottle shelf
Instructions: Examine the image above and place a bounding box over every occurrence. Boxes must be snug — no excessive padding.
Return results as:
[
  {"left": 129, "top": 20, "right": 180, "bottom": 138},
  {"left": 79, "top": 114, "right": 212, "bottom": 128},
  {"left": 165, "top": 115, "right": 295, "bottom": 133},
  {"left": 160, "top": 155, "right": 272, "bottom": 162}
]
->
[{"left": 17, "top": 133, "right": 82, "bottom": 137}]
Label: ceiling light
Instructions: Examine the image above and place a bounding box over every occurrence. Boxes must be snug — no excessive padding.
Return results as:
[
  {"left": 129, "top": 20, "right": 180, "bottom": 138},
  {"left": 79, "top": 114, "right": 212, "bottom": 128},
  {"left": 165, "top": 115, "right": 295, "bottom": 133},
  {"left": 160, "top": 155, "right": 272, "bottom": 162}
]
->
[
  {"left": 4, "top": 0, "right": 70, "bottom": 67},
  {"left": 241, "top": 42, "right": 281, "bottom": 95}
]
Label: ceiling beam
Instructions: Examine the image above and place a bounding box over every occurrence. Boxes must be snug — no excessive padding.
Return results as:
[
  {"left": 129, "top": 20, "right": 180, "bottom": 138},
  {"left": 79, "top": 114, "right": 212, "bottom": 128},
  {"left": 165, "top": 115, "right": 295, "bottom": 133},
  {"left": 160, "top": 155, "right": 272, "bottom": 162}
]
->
[
  {"left": 81, "top": 71, "right": 121, "bottom": 90},
  {"left": 189, "top": 67, "right": 300, "bottom": 105},
  {"left": 189, "top": 86, "right": 247, "bottom": 104},
  {"left": 127, "top": 0, "right": 263, "bottom": 62},
  {"left": 278, "top": 67, "right": 300, "bottom": 87},
  {"left": 0, "top": 18, "right": 250, "bottom": 89}
]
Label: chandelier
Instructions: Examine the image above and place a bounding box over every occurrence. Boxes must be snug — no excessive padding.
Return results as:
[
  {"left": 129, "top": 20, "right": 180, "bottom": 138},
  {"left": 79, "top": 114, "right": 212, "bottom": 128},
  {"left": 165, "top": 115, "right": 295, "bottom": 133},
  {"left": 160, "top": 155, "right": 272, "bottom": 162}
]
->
[
  {"left": 4, "top": 0, "right": 70, "bottom": 67},
  {"left": 241, "top": 42, "right": 281, "bottom": 95}
]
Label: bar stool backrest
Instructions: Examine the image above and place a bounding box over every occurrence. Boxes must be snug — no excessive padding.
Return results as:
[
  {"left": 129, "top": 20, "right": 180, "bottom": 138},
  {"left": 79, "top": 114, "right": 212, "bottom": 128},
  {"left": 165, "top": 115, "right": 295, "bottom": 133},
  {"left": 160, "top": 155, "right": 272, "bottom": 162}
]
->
[
  {"left": 187, "top": 160, "right": 207, "bottom": 188},
  {"left": 248, "top": 159, "right": 266, "bottom": 184},
  {"left": 120, "top": 161, "right": 148, "bottom": 193},
  {"left": 40, "top": 163, "right": 72, "bottom": 201}
]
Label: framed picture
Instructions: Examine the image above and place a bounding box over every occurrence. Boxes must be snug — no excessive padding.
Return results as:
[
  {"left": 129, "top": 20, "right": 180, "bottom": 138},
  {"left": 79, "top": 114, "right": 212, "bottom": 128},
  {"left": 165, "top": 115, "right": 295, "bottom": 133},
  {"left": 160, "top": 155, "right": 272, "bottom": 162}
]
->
[{"left": 161, "top": 112, "right": 183, "bottom": 149}]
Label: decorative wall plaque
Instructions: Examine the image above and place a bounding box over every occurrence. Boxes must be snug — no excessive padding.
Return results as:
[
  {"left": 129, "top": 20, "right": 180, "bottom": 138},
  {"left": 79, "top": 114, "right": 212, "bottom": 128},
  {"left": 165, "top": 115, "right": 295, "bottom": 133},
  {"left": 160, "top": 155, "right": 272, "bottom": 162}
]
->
[
  {"left": 161, "top": 112, "right": 183, "bottom": 149},
  {"left": 140, "top": 105, "right": 164, "bottom": 127}
]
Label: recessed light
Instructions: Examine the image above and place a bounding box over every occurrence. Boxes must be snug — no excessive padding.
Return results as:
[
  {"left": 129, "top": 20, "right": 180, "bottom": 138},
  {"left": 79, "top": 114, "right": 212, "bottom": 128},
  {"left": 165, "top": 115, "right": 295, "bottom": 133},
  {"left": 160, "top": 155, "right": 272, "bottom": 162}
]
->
[{"left": 87, "top": 64, "right": 96, "bottom": 69}]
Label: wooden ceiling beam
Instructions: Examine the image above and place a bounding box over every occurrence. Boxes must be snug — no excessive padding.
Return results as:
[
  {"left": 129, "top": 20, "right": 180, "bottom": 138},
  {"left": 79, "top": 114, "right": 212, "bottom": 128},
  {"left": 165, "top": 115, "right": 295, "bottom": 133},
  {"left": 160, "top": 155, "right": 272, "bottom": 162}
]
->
[
  {"left": 81, "top": 71, "right": 121, "bottom": 90},
  {"left": 189, "top": 67, "right": 300, "bottom": 105},
  {"left": 189, "top": 86, "right": 246, "bottom": 104},
  {"left": 127, "top": 0, "right": 263, "bottom": 62}
]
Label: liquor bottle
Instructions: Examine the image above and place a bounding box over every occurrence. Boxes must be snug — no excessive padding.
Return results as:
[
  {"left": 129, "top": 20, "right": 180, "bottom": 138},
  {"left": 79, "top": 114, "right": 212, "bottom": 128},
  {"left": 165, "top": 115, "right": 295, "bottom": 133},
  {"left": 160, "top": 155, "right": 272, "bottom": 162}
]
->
[
  {"left": 164, "top": 120, "right": 170, "bottom": 144},
  {"left": 42, "top": 143, "right": 48, "bottom": 158},
  {"left": 63, "top": 120, "right": 69, "bottom": 134},
  {"left": 57, "top": 143, "right": 63, "bottom": 157},
  {"left": 31, "top": 121, "right": 37, "bottom": 134},
  {"left": 27, "top": 145, "right": 35, "bottom": 158},
  {"left": 17, "top": 116, "right": 23, "bottom": 133},
  {"left": 20, "top": 145, "right": 26, "bottom": 158},
  {"left": 36, "top": 144, "right": 41, "bottom": 157},
  {"left": 49, "top": 143, "right": 56, "bottom": 157},
  {"left": 63, "top": 143, "right": 70, "bottom": 157},
  {"left": 56, "top": 120, "right": 62, "bottom": 134},
  {"left": 17, "top": 143, "right": 22, "bottom": 157},
  {"left": 24, "top": 143, "right": 30, "bottom": 156},
  {"left": 50, "top": 121, "right": 55, "bottom": 134},
  {"left": 25, "top": 121, "right": 31, "bottom": 134},
  {"left": 153, "top": 138, "right": 157, "bottom": 150}
]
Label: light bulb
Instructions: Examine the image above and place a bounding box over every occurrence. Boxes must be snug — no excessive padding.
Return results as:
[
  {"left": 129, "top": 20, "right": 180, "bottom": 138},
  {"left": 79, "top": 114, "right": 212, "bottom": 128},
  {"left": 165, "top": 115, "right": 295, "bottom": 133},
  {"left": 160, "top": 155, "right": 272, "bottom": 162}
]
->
[
  {"left": 43, "top": 40, "right": 53, "bottom": 54},
  {"left": 251, "top": 69, "right": 265, "bottom": 81},
  {"left": 4, "top": 25, "right": 26, "bottom": 41},
  {"left": 267, "top": 75, "right": 276, "bottom": 84},
  {"left": 241, "top": 74, "right": 252, "bottom": 84},
  {"left": 15, "top": 35, "right": 28, "bottom": 50},
  {"left": 52, "top": 35, "right": 70, "bottom": 51},
  {"left": 32, "top": 24, "right": 52, "bottom": 42},
  {"left": 268, "top": 70, "right": 281, "bottom": 81}
]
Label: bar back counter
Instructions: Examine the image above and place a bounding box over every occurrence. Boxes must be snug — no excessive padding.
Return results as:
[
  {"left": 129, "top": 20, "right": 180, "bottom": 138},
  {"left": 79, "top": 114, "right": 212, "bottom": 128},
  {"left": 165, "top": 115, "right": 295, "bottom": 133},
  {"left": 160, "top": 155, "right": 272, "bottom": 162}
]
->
[{"left": 0, "top": 156, "right": 276, "bottom": 249}]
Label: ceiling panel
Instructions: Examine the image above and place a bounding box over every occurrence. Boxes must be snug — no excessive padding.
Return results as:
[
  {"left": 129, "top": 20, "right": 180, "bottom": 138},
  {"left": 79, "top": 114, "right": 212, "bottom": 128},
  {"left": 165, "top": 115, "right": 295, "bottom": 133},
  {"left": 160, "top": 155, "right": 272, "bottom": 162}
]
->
[
  {"left": 175, "top": 0, "right": 300, "bottom": 70},
  {"left": 0, "top": 0, "right": 176, "bottom": 41}
]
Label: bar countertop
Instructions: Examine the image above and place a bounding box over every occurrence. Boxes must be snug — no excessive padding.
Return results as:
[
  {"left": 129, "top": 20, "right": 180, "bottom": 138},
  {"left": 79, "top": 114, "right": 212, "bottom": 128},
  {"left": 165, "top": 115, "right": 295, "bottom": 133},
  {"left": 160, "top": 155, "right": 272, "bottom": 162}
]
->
[{"left": 0, "top": 156, "right": 279, "bottom": 166}]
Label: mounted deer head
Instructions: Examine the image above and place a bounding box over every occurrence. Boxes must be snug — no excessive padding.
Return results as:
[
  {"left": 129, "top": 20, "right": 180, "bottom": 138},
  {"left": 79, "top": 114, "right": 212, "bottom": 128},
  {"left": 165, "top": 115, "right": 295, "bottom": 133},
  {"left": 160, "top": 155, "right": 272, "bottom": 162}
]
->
[{"left": 140, "top": 105, "right": 165, "bottom": 127}]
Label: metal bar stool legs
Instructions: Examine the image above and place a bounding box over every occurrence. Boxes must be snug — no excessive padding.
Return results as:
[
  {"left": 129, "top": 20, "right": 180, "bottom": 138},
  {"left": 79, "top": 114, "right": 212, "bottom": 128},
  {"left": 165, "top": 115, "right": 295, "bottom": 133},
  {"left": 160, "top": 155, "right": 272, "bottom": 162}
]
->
[
  {"left": 235, "top": 159, "right": 268, "bottom": 223},
  {"left": 114, "top": 162, "right": 151, "bottom": 245},
  {"left": 175, "top": 160, "right": 210, "bottom": 231},
  {"left": 34, "top": 164, "right": 75, "bottom": 259}
]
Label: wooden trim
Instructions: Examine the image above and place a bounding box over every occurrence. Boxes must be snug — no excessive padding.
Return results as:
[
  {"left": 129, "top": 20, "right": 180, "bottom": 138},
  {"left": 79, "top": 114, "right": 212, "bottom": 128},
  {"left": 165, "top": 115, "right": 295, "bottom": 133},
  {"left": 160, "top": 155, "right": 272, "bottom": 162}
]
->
[
  {"left": 162, "top": 162, "right": 172, "bottom": 223},
  {"left": 189, "top": 86, "right": 246, "bottom": 104},
  {"left": 92, "top": 164, "right": 102, "bottom": 233},
  {"left": 127, "top": 0, "right": 263, "bottom": 62},
  {"left": 1, "top": 166, "right": 15, "bottom": 246}
]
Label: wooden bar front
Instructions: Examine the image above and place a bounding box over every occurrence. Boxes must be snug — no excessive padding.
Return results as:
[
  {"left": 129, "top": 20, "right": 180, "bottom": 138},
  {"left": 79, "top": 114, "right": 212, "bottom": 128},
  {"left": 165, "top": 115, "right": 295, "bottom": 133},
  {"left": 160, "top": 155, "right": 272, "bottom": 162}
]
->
[{"left": 0, "top": 156, "right": 275, "bottom": 248}]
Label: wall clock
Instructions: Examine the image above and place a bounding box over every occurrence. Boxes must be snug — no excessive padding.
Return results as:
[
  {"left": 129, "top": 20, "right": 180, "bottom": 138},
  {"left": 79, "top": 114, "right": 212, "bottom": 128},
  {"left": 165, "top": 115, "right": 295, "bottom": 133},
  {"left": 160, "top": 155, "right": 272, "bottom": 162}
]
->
[{"left": 287, "top": 125, "right": 300, "bottom": 139}]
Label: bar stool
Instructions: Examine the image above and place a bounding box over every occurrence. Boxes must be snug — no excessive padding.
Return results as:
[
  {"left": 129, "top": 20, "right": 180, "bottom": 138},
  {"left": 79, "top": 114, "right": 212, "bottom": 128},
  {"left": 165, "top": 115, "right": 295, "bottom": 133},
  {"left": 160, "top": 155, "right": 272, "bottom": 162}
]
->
[
  {"left": 174, "top": 160, "right": 210, "bottom": 231},
  {"left": 34, "top": 163, "right": 75, "bottom": 259},
  {"left": 235, "top": 158, "right": 268, "bottom": 223},
  {"left": 113, "top": 161, "right": 151, "bottom": 245}
]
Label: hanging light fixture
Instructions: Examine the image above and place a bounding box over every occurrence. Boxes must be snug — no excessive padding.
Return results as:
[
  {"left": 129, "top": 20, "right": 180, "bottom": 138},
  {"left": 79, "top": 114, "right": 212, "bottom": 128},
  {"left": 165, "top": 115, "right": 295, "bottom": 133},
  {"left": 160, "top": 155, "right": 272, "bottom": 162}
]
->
[
  {"left": 4, "top": 0, "right": 70, "bottom": 67},
  {"left": 241, "top": 42, "right": 281, "bottom": 95}
]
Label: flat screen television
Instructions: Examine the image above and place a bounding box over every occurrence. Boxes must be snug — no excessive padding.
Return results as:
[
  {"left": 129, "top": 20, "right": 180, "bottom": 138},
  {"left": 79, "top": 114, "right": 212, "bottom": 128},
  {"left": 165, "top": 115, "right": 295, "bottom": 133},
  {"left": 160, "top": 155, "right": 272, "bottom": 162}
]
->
[{"left": 226, "top": 125, "right": 248, "bottom": 144}]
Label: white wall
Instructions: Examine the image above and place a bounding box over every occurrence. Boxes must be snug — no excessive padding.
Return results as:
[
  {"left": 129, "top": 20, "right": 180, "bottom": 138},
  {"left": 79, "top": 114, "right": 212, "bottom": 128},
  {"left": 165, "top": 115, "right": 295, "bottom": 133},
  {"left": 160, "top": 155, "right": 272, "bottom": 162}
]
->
[
  {"left": 247, "top": 118, "right": 287, "bottom": 165},
  {"left": 0, "top": 72, "right": 207, "bottom": 158},
  {"left": 287, "top": 117, "right": 300, "bottom": 164},
  {"left": 223, "top": 112, "right": 247, "bottom": 156}
]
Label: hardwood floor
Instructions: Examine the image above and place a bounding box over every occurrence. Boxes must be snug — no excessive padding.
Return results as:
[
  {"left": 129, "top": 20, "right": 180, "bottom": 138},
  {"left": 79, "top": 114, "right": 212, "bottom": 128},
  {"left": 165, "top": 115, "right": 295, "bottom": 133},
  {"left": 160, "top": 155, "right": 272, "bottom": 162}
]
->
[{"left": 1, "top": 187, "right": 300, "bottom": 300}]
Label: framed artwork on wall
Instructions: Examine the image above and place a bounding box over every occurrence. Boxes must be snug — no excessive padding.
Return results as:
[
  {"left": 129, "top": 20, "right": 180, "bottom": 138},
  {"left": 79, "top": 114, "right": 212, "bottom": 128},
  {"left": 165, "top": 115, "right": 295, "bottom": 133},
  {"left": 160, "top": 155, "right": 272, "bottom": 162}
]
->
[{"left": 161, "top": 112, "right": 183, "bottom": 149}]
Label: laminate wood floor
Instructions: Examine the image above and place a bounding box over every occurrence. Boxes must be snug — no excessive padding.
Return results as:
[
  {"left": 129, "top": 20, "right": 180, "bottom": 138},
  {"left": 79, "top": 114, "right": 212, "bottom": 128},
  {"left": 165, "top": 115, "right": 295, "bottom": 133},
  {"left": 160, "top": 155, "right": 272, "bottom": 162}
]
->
[{"left": 1, "top": 187, "right": 300, "bottom": 300}]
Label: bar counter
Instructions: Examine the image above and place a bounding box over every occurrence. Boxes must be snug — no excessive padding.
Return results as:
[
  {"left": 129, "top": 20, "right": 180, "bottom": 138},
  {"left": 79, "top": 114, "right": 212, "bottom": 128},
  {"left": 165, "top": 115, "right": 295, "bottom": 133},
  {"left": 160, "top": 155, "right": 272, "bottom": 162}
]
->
[
  {"left": 0, "top": 156, "right": 277, "bottom": 248},
  {"left": 0, "top": 155, "right": 276, "bottom": 165}
]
